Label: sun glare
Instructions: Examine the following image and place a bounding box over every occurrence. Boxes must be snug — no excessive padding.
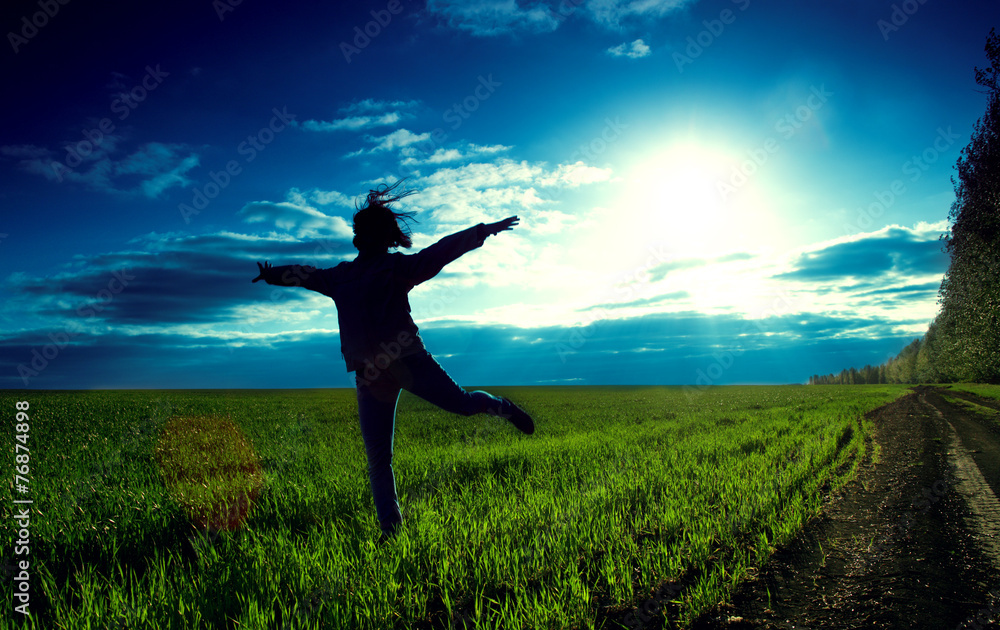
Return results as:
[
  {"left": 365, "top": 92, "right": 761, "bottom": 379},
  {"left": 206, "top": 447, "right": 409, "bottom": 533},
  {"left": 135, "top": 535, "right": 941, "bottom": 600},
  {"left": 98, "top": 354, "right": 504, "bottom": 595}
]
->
[
  {"left": 609, "top": 140, "right": 785, "bottom": 262},
  {"left": 569, "top": 139, "right": 785, "bottom": 309},
  {"left": 622, "top": 143, "right": 732, "bottom": 254}
]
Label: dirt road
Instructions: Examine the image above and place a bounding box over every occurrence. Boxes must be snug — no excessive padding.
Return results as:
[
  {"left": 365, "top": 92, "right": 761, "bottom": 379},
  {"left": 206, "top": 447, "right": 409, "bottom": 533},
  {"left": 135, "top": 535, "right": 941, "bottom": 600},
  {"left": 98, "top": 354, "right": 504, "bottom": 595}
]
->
[{"left": 689, "top": 386, "right": 1000, "bottom": 629}]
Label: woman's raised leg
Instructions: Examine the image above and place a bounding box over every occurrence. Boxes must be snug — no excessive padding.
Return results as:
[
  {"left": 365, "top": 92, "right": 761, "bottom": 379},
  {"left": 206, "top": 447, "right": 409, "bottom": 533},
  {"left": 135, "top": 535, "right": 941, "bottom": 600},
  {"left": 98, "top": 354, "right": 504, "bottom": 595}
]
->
[{"left": 391, "top": 351, "right": 534, "bottom": 433}]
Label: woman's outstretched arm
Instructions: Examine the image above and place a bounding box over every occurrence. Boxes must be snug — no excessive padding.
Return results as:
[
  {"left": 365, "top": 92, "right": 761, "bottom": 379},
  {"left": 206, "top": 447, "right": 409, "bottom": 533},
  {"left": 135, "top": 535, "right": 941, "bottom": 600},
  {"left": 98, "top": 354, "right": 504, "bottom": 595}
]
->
[
  {"left": 485, "top": 216, "right": 519, "bottom": 235},
  {"left": 252, "top": 261, "right": 336, "bottom": 295},
  {"left": 251, "top": 261, "right": 274, "bottom": 283},
  {"left": 403, "top": 216, "right": 520, "bottom": 287}
]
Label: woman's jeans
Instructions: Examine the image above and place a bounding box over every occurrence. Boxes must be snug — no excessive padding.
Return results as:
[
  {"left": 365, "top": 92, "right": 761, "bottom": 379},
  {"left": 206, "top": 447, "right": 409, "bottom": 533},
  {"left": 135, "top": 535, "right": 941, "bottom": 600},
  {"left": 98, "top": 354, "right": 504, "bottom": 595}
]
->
[{"left": 355, "top": 350, "right": 510, "bottom": 537}]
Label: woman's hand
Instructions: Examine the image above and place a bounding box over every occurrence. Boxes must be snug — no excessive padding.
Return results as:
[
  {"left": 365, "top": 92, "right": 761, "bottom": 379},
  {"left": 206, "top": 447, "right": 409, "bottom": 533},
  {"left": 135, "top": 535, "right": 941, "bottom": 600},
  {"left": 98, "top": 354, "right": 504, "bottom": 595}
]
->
[
  {"left": 488, "top": 216, "right": 519, "bottom": 236},
  {"left": 252, "top": 261, "right": 272, "bottom": 283}
]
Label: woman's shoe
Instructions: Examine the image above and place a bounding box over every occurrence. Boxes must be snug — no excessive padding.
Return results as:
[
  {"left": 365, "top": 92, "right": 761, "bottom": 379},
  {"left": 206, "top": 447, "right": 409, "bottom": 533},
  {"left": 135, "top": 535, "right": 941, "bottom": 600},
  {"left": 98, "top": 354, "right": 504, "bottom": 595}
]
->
[{"left": 500, "top": 397, "right": 534, "bottom": 435}]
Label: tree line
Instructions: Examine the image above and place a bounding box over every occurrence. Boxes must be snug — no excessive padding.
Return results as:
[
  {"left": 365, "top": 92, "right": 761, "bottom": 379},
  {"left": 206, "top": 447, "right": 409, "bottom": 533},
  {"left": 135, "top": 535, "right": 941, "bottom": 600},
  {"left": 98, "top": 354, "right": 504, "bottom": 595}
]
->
[{"left": 812, "top": 29, "right": 1000, "bottom": 386}]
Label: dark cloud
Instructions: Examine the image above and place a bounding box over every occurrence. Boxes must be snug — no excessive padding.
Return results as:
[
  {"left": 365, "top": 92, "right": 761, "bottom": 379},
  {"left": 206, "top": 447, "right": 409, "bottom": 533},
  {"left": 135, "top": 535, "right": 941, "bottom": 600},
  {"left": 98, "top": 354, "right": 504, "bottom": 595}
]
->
[
  {"left": 648, "top": 258, "right": 704, "bottom": 282},
  {"left": 0, "top": 137, "right": 200, "bottom": 198},
  {"left": 581, "top": 291, "right": 691, "bottom": 311},
  {"left": 0, "top": 309, "right": 929, "bottom": 389},
  {"left": 716, "top": 252, "right": 754, "bottom": 263},
  {"left": 408, "top": 311, "right": 928, "bottom": 386},
  {"left": 853, "top": 281, "right": 942, "bottom": 298},
  {"left": 0, "top": 329, "right": 349, "bottom": 389},
  {"left": 776, "top": 228, "right": 948, "bottom": 282},
  {"left": 646, "top": 253, "right": 753, "bottom": 283},
  {"left": 1, "top": 226, "right": 940, "bottom": 388},
  {"left": 5, "top": 231, "right": 354, "bottom": 324}
]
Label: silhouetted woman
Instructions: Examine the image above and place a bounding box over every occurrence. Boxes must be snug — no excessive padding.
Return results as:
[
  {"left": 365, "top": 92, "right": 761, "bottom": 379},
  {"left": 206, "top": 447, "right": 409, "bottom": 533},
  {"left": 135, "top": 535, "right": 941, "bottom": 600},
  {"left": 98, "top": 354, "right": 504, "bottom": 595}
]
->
[{"left": 252, "top": 180, "right": 534, "bottom": 544}]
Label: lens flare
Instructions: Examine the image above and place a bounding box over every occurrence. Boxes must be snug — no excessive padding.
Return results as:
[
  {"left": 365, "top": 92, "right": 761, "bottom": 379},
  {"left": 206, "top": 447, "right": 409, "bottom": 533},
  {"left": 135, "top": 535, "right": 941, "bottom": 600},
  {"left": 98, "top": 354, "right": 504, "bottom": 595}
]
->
[{"left": 155, "top": 415, "right": 264, "bottom": 531}]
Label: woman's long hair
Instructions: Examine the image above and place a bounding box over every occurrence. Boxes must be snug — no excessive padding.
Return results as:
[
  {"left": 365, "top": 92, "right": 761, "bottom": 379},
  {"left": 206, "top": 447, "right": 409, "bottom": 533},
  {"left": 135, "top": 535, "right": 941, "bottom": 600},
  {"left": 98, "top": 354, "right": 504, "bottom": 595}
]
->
[{"left": 352, "top": 179, "right": 419, "bottom": 253}]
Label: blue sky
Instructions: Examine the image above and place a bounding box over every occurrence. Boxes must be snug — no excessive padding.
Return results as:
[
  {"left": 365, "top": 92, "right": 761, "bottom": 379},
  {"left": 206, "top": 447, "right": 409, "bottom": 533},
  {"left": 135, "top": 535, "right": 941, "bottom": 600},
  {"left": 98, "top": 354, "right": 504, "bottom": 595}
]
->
[{"left": 1, "top": 0, "right": 996, "bottom": 389}]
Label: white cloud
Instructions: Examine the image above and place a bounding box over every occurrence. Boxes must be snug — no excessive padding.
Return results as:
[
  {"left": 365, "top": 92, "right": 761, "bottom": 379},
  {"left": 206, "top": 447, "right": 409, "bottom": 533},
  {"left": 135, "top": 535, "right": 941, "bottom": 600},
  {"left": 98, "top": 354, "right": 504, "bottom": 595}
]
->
[
  {"left": 394, "top": 158, "right": 613, "bottom": 254},
  {"left": 399, "top": 143, "right": 512, "bottom": 166},
  {"left": 416, "top": 158, "right": 612, "bottom": 207},
  {"left": 426, "top": 0, "right": 560, "bottom": 36},
  {"left": 537, "top": 161, "right": 613, "bottom": 187},
  {"left": 346, "top": 128, "right": 433, "bottom": 157},
  {"left": 373, "top": 129, "right": 432, "bottom": 151},
  {"left": 116, "top": 142, "right": 200, "bottom": 198},
  {"left": 0, "top": 144, "right": 51, "bottom": 159},
  {"left": 138, "top": 155, "right": 200, "bottom": 198},
  {"left": 339, "top": 99, "right": 421, "bottom": 114},
  {"left": 1, "top": 137, "right": 198, "bottom": 198},
  {"left": 421, "top": 159, "right": 545, "bottom": 190},
  {"left": 469, "top": 143, "right": 510, "bottom": 155},
  {"left": 425, "top": 0, "right": 695, "bottom": 36},
  {"left": 420, "top": 148, "right": 465, "bottom": 164},
  {"left": 237, "top": 193, "right": 354, "bottom": 239},
  {"left": 309, "top": 189, "right": 355, "bottom": 207},
  {"left": 296, "top": 100, "right": 421, "bottom": 132},
  {"left": 607, "top": 38, "right": 651, "bottom": 58},
  {"left": 587, "top": 0, "right": 694, "bottom": 28},
  {"left": 299, "top": 112, "right": 402, "bottom": 132}
]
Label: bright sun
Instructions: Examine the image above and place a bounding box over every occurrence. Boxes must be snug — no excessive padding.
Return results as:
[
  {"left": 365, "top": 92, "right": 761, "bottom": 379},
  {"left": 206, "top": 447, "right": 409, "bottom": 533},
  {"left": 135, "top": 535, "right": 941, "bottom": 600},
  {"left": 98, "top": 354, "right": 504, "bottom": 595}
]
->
[
  {"left": 568, "top": 138, "right": 784, "bottom": 311},
  {"left": 614, "top": 141, "right": 778, "bottom": 259}
]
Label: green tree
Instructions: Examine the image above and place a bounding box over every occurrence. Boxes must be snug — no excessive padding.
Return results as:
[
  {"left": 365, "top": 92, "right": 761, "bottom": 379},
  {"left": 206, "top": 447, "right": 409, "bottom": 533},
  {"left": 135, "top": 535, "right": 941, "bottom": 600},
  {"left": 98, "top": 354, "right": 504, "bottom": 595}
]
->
[
  {"left": 938, "top": 28, "right": 1000, "bottom": 383},
  {"left": 915, "top": 322, "right": 940, "bottom": 383}
]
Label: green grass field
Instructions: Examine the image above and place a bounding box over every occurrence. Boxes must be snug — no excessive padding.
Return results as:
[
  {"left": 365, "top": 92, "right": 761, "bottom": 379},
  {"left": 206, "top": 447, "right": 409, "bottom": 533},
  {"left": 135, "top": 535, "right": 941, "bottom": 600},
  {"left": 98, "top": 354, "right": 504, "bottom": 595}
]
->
[
  {"left": 1, "top": 385, "right": 910, "bottom": 629},
  {"left": 944, "top": 383, "right": 1000, "bottom": 402}
]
